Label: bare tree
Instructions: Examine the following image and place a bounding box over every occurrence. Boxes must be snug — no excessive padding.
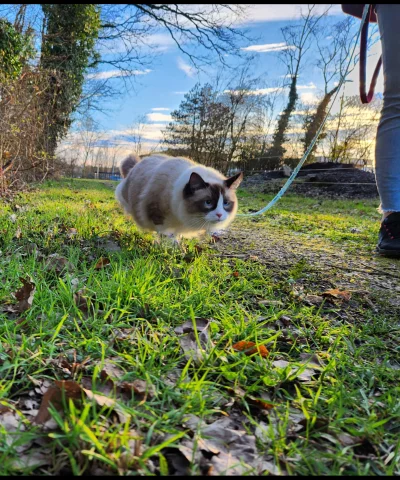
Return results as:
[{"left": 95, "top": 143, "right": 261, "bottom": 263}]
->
[
  {"left": 76, "top": 117, "right": 102, "bottom": 175},
  {"left": 266, "top": 4, "right": 329, "bottom": 167},
  {"left": 302, "top": 16, "right": 357, "bottom": 159},
  {"left": 127, "top": 114, "right": 147, "bottom": 156},
  {"left": 320, "top": 94, "right": 381, "bottom": 165}
]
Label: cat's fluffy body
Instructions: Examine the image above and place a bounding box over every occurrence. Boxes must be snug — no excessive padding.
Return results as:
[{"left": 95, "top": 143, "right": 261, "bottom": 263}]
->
[{"left": 115, "top": 153, "right": 242, "bottom": 238}]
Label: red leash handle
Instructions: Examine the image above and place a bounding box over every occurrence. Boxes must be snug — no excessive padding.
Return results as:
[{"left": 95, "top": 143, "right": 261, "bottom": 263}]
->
[{"left": 359, "top": 4, "right": 382, "bottom": 103}]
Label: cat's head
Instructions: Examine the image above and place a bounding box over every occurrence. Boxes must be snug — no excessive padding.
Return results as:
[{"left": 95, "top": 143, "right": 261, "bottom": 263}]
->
[{"left": 182, "top": 171, "right": 243, "bottom": 229}]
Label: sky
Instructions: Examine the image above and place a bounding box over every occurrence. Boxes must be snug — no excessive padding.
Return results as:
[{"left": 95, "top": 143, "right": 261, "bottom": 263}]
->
[{"left": 56, "top": 4, "right": 383, "bottom": 164}]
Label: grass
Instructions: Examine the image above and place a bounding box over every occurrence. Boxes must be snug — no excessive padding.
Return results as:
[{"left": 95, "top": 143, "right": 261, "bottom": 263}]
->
[{"left": 0, "top": 178, "right": 399, "bottom": 475}]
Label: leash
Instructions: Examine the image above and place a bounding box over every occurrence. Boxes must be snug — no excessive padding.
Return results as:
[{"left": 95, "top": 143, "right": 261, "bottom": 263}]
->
[{"left": 238, "top": 4, "right": 371, "bottom": 217}]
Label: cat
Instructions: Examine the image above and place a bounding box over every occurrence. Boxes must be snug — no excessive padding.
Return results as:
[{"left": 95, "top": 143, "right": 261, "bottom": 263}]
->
[{"left": 115, "top": 153, "right": 243, "bottom": 241}]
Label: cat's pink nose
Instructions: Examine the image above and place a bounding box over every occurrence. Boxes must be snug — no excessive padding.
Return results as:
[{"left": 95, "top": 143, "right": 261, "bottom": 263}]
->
[{"left": 216, "top": 213, "right": 222, "bottom": 219}]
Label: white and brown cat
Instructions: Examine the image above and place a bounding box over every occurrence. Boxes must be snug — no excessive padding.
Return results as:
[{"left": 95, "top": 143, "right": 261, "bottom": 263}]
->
[{"left": 115, "top": 153, "right": 243, "bottom": 242}]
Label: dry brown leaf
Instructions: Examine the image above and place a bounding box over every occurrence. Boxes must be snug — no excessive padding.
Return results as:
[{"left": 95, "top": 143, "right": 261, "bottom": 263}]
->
[
  {"left": 82, "top": 388, "right": 116, "bottom": 408},
  {"left": 45, "top": 254, "right": 73, "bottom": 273},
  {"left": 120, "top": 379, "right": 155, "bottom": 400},
  {"left": 299, "top": 352, "right": 326, "bottom": 369},
  {"left": 337, "top": 432, "right": 362, "bottom": 446},
  {"left": 73, "top": 289, "right": 89, "bottom": 313},
  {"left": 247, "top": 393, "right": 274, "bottom": 411},
  {"left": 272, "top": 360, "right": 316, "bottom": 382},
  {"left": 322, "top": 288, "right": 351, "bottom": 302},
  {"left": 95, "top": 257, "right": 111, "bottom": 270},
  {"left": 303, "top": 294, "right": 324, "bottom": 306},
  {"left": 34, "top": 380, "right": 82, "bottom": 424},
  {"left": 14, "top": 277, "right": 36, "bottom": 313},
  {"left": 100, "top": 359, "right": 125, "bottom": 382},
  {"left": 175, "top": 318, "right": 213, "bottom": 365},
  {"left": 232, "top": 341, "right": 269, "bottom": 358},
  {"left": 232, "top": 271, "right": 239, "bottom": 278}
]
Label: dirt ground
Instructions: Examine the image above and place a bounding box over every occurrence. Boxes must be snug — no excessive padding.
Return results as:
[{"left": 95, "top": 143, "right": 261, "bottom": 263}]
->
[{"left": 209, "top": 221, "right": 400, "bottom": 315}]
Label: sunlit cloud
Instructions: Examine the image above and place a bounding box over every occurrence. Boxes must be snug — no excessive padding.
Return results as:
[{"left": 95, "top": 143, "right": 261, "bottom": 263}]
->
[
  {"left": 86, "top": 69, "right": 152, "bottom": 80},
  {"left": 177, "top": 57, "right": 196, "bottom": 77},
  {"left": 241, "top": 42, "right": 295, "bottom": 53},
  {"left": 146, "top": 113, "right": 172, "bottom": 122}
]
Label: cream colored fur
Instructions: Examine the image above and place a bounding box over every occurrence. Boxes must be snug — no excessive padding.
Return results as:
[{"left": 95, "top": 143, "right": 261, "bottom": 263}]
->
[{"left": 115, "top": 154, "right": 239, "bottom": 238}]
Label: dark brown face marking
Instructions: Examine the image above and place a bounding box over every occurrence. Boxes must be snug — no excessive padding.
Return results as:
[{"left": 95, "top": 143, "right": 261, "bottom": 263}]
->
[
  {"left": 225, "top": 172, "right": 243, "bottom": 190},
  {"left": 147, "top": 201, "right": 165, "bottom": 225},
  {"left": 183, "top": 172, "right": 209, "bottom": 198},
  {"left": 184, "top": 182, "right": 236, "bottom": 215}
]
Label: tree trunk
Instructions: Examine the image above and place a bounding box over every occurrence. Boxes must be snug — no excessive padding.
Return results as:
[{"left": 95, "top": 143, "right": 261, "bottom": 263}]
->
[
  {"left": 267, "top": 76, "right": 298, "bottom": 168},
  {"left": 302, "top": 85, "right": 339, "bottom": 161}
]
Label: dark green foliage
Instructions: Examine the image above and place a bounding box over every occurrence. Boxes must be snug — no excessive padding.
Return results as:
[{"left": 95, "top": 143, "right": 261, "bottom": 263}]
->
[
  {"left": 40, "top": 4, "right": 101, "bottom": 154},
  {"left": 0, "top": 19, "right": 34, "bottom": 80}
]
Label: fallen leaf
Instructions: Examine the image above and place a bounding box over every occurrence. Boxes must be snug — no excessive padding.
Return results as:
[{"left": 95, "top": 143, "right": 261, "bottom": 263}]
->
[
  {"left": 73, "top": 289, "right": 89, "bottom": 313},
  {"left": 45, "top": 254, "right": 73, "bottom": 273},
  {"left": 14, "top": 277, "right": 36, "bottom": 313},
  {"left": 9, "top": 450, "right": 51, "bottom": 470},
  {"left": 95, "top": 257, "right": 111, "bottom": 270},
  {"left": 322, "top": 288, "right": 351, "bottom": 302},
  {"left": 303, "top": 294, "right": 324, "bottom": 306},
  {"left": 120, "top": 379, "right": 155, "bottom": 400},
  {"left": 299, "top": 352, "right": 326, "bottom": 369},
  {"left": 14, "top": 227, "right": 22, "bottom": 239},
  {"left": 337, "top": 432, "right": 362, "bottom": 447},
  {"left": 272, "top": 360, "right": 316, "bottom": 382},
  {"left": 232, "top": 341, "right": 269, "bottom": 358},
  {"left": 34, "top": 380, "right": 82, "bottom": 424},
  {"left": 100, "top": 359, "right": 125, "bottom": 382},
  {"left": 247, "top": 392, "right": 274, "bottom": 411},
  {"left": 0, "top": 410, "right": 32, "bottom": 453},
  {"left": 82, "top": 388, "right": 116, "bottom": 408},
  {"left": 175, "top": 318, "right": 213, "bottom": 365},
  {"left": 67, "top": 228, "right": 78, "bottom": 239},
  {"left": 232, "top": 271, "right": 239, "bottom": 278},
  {"left": 200, "top": 417, "right": 259, "bottom": 476},
  {"left": 102, "top": 239, "right": 121, "bottom": 252}
]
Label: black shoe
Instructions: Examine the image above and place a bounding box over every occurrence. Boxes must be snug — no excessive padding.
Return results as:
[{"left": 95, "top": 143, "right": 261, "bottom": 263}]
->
[{"left": 377, "top": 212, "right": 400, "bottom": 257}]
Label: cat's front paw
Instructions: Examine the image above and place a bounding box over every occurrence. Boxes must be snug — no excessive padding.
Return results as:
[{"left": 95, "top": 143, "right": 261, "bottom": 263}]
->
[
  {"left": 210, "top": 229, "right": 225, "bottom": 243},
  {"left": 155, "top": 233, "right": 185, "bottom": 252}
]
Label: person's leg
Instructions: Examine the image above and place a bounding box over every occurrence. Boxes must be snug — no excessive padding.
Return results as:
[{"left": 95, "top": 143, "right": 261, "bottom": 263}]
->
[{"left": 375, "top": 5, "right": 400, "bottom": 255}]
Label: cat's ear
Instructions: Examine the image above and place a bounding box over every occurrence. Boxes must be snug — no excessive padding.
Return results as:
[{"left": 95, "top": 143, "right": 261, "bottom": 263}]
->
[
  {"left": 225, "top": 172, "right": 243, "bottom": 190},
  {"left": 188, "top": 172, "right": 208, "bottom": 191}
]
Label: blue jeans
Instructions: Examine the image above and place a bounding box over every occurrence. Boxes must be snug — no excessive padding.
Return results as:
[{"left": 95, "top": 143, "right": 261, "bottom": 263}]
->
[{"left": 375, "top": 5, "right": 400, "bottom": 212}]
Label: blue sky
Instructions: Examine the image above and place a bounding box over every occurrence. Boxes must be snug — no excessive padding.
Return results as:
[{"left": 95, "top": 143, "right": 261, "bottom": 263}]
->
[{"left": 58, "top": 4, "right": 383, "bottom": 162}]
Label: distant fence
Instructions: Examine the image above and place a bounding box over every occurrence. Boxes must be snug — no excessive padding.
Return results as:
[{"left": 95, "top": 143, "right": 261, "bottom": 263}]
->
[{"left": 94, "top": 171, "right": 121, "bottom": 181}]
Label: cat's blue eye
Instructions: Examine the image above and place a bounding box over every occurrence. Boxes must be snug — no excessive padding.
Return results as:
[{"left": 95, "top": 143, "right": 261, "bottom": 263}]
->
[
  {"left": 223, "top": 200, "right": 231, "bottom": 206},
  {"left": 205, "top": 200, "right": 212, "bottom": 206}
]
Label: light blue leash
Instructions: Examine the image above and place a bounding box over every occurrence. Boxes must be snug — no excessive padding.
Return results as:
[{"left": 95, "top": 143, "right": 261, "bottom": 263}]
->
[{"left": 238, "top": 4, "right": 371, "bottom": 217}]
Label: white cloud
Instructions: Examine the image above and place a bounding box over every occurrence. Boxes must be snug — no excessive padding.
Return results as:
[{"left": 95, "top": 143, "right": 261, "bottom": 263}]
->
[
  {"left": 174, "top": 91, "right": 188, "bottom": 95},
  {"left": 146, "top": 33, "right": 177, "bottom": 51},
  {"left": 177, "top": 57, "right": 196, "bottom": 77},
  {"left": 241, "top": 42, "right": 295, "bottom": 53},
  {"left": 86, "top": 69, "right": 151, "bottom": 80},
  {"left": 146, "top": 112, "right": 172, "bottom": 122},
  {"left": 300, "top": 92, "right": 319, "bottom": 105},
  {"left": 152, "top": 107, "right": 170, "bottom": 111},
  {"left": 292, "top": 109, "right": 317, "bottom": 115},
  {"left": 297, "top": 82, "right": 317, "bottom": 90},
  {"left": 238, "top": 4, "right": 342, "bottom": 25}
]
